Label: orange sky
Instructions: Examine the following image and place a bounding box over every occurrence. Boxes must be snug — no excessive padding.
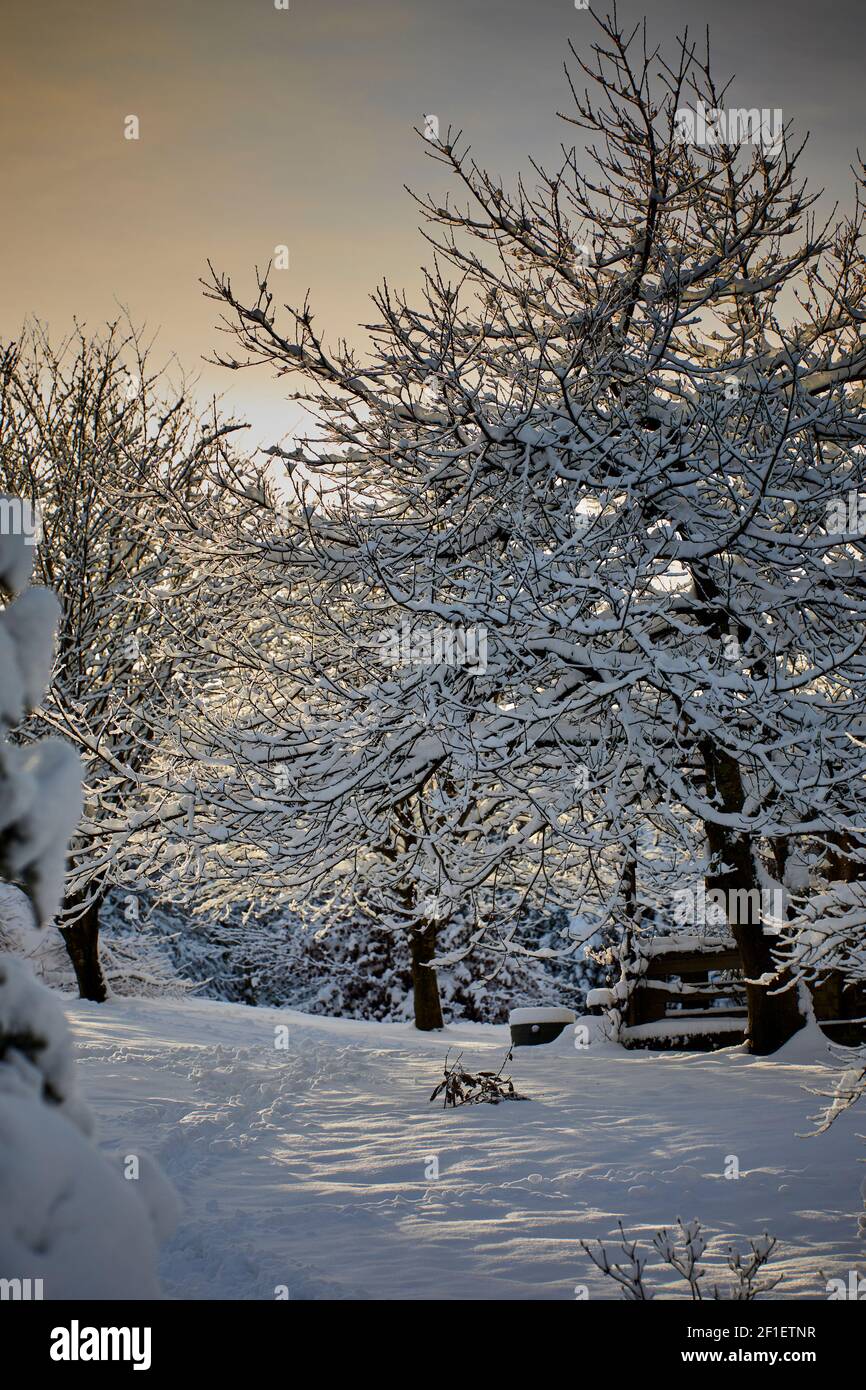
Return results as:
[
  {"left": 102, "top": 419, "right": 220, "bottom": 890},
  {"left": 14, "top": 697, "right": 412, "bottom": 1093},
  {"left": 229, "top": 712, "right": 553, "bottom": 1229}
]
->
[{"left": 2, "top": 0, "right": 864, "bottom": 450}]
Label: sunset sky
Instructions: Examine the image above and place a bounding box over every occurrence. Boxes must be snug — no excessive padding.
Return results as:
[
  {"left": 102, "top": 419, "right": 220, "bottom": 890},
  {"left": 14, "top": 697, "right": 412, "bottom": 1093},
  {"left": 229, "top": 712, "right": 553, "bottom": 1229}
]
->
[{"left": 2, "top": 0, "right": 864, "bottom": 447}]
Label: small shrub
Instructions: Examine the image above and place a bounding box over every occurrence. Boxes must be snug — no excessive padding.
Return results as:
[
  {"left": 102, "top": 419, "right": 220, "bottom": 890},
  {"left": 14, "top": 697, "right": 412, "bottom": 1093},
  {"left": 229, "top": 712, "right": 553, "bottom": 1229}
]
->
[
  {"left": 581, "top": 1220, "right": 781, "bottom": 1300},
  {"left": 430, "top": 1047, "right": 528, "bottom": 1107}
]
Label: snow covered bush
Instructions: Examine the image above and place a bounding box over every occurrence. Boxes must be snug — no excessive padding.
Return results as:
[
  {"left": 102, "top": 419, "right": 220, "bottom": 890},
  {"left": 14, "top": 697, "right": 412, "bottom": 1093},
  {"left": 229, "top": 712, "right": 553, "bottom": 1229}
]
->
[
  {"left": 0, "top": 956, "right": 178, "bottom": 1299},
  {"left": 81, "top": 894, "right": 606, "bottom": 1022},
  {"left": 582, "top": 1220, "right": 781, "bottom": 1300},
  {"left": 0, "top": 510, "right": 177, "bottom": 1298},
  {"left": 262, "top": 903, "right": 605, "bottom": 1024}
]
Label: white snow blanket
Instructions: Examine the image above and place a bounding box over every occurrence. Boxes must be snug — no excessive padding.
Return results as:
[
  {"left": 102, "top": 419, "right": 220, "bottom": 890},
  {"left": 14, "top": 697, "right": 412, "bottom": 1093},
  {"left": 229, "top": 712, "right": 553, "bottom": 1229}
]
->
[{"left": 67, "top": 994, "right": 865, "bottom": 1300}]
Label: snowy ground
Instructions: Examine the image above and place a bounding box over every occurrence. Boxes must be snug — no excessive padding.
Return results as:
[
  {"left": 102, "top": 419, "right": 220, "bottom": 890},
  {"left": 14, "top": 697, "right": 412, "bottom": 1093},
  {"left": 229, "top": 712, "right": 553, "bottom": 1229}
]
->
[{"left": 67, "top": 995, "right": 864, "bottom": 1300}]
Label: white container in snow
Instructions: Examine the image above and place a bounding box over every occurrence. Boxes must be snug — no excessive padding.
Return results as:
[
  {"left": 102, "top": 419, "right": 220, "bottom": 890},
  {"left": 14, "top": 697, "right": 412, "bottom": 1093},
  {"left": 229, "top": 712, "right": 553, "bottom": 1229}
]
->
[
  {"left": 509, "top": 1006, "right": 576, "bottom": 1046},
  {"left": 585, "top": 988, "right": 614, "bottom": 1009}
]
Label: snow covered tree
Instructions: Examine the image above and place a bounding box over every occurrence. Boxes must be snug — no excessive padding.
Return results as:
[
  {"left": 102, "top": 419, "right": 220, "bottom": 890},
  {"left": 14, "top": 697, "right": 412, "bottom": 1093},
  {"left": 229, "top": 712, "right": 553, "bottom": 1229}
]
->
[
  {"left": 114, "top": 432, "right": 640, "bottom": 1029},
  {"left": 0, "top": 321, "right": 247, "bottom": 998},
  {"left": 0, "top": 504, "right": 176, "bottom": 1297},
  {"left": 194, "top": 12, "right": 866, "bottom": 1053}
]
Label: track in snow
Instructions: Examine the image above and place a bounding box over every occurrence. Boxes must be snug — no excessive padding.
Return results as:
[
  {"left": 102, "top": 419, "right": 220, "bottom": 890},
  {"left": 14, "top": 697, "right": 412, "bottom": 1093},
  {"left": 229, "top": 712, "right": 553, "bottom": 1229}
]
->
[{"left": 68, "top": 996, "right": 864, "bottom": 1300}]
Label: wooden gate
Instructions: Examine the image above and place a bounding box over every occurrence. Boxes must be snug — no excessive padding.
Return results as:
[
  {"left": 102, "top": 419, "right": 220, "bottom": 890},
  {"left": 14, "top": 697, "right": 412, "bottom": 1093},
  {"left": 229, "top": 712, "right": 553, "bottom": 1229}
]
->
[
  {"left": 595, "top": 934, "right": 866, "bottom": 1050},
  {"left": 620, "top": 938, "right": 747, "bottom": 1049}
]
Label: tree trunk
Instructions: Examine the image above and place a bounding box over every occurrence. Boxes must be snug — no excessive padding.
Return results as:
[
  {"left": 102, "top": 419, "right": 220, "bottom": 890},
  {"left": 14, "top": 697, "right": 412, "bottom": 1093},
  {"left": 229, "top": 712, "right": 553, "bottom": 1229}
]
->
[
  {"left": 410, "top": 922, "right": 443, "bottom": 1030},
  {"left": 60, "top": 892, "right": 108, "bottom": 1002},
  {"left": 826, "top": 831, "right": 866, "bottom": 883},
  {"left": 701, "top": 740, "right": 804, "bottom": 1055}
]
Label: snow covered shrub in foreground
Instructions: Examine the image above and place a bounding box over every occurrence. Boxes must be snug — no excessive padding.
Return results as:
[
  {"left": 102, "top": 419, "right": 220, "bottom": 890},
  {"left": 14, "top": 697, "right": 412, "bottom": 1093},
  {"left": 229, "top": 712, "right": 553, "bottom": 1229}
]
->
[
  {"left": 0, "top": 957, "right": 178, "bottom": 1298},
  {"left": 0, "top": 514, "right": 177, "bottom": 1297},
  {"left": 582, "top": 1221, "right": 781, "bottom": 1300}
]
